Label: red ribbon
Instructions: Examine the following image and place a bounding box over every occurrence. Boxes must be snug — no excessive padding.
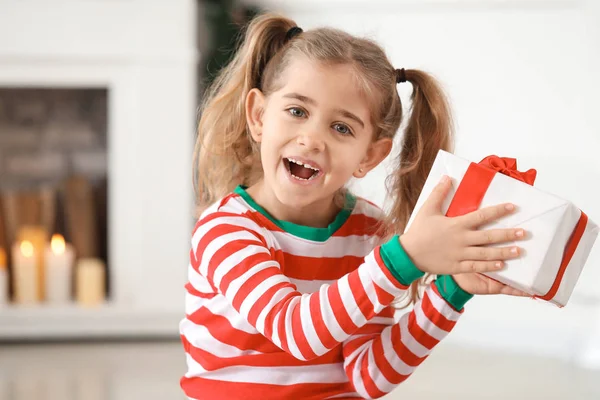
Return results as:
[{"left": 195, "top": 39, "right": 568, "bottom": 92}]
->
[
  {"left": 479, "top": 155, "right": 537, "bottom": 185},
  {"left": 445, "top": 154, "right": 587, "bottom": 304}
]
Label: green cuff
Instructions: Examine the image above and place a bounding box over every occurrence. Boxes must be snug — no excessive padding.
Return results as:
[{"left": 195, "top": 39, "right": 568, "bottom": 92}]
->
[
  {"left": 380, "top": 235, "right": 424, "bottom": 286},
  {"left": 435, "top": 275, "right": 474, "bottom": 311}
]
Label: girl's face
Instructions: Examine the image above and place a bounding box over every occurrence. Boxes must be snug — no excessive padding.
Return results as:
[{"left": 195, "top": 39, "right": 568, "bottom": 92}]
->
[{"left": 246, "top": 57, "right": 391, "bottom": 215}]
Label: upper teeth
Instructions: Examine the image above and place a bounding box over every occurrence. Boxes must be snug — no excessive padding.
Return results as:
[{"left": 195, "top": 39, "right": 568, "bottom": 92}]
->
[{"left": 287, "top": 158, "right": 320, "bottom": 171}]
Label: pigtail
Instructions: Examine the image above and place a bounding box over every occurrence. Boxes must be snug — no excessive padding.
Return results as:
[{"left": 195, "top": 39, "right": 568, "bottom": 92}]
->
[
  {"left": 385, "top": 69, "right": 455, "bottom": 307},
  {"left": 193, "top": 13, "right": 297, "bottom": 216}
]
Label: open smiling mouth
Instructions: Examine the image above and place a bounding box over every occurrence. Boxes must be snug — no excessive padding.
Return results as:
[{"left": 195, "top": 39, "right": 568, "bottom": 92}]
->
[{"left": 283, "top": 157, "right": 321, "bottom": 181}]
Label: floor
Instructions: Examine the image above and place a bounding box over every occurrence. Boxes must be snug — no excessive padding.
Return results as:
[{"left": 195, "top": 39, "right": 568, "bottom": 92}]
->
[{"left": 0, "top": 340, "right": 598, "bottom": 400}]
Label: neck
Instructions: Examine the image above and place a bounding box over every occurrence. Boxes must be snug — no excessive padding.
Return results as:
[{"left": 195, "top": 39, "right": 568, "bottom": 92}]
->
[{"left": 245, "top": 180, "right": 343, "bottom": 228}]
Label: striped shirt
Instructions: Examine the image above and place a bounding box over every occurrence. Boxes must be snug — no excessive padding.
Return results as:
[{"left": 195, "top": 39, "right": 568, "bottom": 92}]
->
[{"left": 180, "top": 186, "right": 466, "bottom": 400}]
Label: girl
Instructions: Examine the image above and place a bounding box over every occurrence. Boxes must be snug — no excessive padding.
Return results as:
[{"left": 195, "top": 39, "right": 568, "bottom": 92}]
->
[{"left": 180, "top": 12, "right": 527, "bottom": 400}]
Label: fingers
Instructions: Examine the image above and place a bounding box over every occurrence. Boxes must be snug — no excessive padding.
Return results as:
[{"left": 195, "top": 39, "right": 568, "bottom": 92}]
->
[
  {"left": 481, "top": 276, "right": 532, "bottom": 297},
  {"left": 454, "top": 245, "right": 521, "bottom": 274},
  {"left": 489, "top": 280, "right": 531, "bottom": 297},
  {"left": 466, "top": 228, "right": 526, "bottom": 246},
  {"left": 498, "top": 286, "right": 531, "bottom": 297},
  {"left": 455, "top": 260, "right": 506, "bottom": 274},
  {"left": 459, "top": 202, "right": 516, "bottom": 228},
  {"left": 463, "top": 245, "right": 521, "bottom": 262},
  {"left": 422, "top": 175, "right": 452, "bottom": 214}
]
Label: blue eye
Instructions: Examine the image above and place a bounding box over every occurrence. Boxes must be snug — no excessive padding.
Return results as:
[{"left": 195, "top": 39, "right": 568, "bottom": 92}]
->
[
  {"left": 333, "top": 123, "right": 352, "bottom": 136},
  {"left": 288, "top": 107, "right": 306, "bottom": 118}
]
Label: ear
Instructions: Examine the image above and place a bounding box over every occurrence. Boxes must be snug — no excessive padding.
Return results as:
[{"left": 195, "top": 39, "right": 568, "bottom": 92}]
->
[
  {"left": 246, "top": 88, "right": 266, "bottom": 143},
  {"left": 353, "top": 137, "right": 393, "bottom": 178}
]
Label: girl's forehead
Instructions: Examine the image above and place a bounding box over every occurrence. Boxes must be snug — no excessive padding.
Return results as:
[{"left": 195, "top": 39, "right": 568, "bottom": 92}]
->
[
  {"left": 279, "top": 58, "right": 360, "bottom": 92},
  {"left": 274, "top": 57, "right": 372, "bottom": 114}
]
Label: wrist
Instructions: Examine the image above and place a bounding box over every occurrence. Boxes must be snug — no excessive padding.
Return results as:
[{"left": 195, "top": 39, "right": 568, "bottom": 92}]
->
[
  {"left": 451, "top": 274, "right": 473, "bottom": 294},
  {"left": 435, "top": 275, "right": 474, "bottom": 311},
  {"left": 398, "top": 233, "right": 424, "bottom": 272},
  {"left": 380, "top": 235, "right": 424, "bottom": 286}
]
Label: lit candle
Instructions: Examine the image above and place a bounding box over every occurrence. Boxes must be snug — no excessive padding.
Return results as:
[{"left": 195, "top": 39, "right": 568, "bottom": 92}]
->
[
  {"left": 0, "top": 248, "right": 7, "bottom": 305},
  {"left": 12, "top": 240, "right": 38, "bottom": 304},
  {"left": 16, "top": 225, "right": 48, "bottom": 300},
  {"left": 45, "top": 234, "right": 75, "bottom": 304},
  {"left": 76, "top": 258, "right": 106, "bottom": 307}
]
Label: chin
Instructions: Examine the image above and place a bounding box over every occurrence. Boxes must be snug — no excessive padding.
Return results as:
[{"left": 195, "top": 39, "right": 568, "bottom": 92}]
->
[{"left": 273, "top": 185, "right": 316, "bottom": 209}]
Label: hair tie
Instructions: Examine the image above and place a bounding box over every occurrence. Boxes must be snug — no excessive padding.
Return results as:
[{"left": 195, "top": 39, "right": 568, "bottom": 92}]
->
[
  {"left": 396, "top": 68, "right": 407, "bottom": 83},
  {"left": 286, "top": 26, "right": 303, "bottom": 42}
]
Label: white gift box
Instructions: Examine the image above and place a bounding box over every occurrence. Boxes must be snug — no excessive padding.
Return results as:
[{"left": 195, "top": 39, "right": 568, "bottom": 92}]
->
[{"left": 405, "top": 150, "right": 599, "bottom": 307}]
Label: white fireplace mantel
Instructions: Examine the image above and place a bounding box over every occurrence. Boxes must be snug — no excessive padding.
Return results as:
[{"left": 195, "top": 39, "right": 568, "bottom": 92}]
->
[{"left": 0, "top": 0, "right": 198, "bottom": 338}]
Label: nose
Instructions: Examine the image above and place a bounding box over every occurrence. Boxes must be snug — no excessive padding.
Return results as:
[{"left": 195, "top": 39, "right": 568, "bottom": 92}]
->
[{"left": 296, "top": 129, "right": 325, "bottom": 152}]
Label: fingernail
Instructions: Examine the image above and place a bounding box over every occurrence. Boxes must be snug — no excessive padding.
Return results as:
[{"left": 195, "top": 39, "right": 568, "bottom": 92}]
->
[
  {"left": 495, "top": 262, "right": 503, "bottom": 268},
  {"left": 511, "top": 247, "right": 519, "bottom": 255},
  {"left": 515, "top": 229, "right": 524, "bottom": 237},
  {"left": 441, "top": 175, "right": 449, "bottom": 184},
  {"left": 505, "top": 203, "right": 515, "bottom": 211}
]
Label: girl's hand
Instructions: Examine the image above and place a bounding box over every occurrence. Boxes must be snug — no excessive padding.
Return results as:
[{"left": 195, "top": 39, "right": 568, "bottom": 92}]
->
[
  {"left": 399, "top": 175, "right": 526, "bottom": 276},
  {"left": 452, "top": 272, "right": 530, "bottom": 296}
]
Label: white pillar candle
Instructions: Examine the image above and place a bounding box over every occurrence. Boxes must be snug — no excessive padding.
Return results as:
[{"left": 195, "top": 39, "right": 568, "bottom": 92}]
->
[
  {"left": 76, "top": 258, "right": 106, "bottom": 307},
  {"left": 16, "top": 226, "right": 48, "bottom": 300},
  {"left": 0, "top": 248, "right": 7, "bottom": 305},
  {"left": 12, "top": 240, "right": 38, "bottom": 304},
  {"left": 44, "top": 234, "right": 75, "bottom": 304}
]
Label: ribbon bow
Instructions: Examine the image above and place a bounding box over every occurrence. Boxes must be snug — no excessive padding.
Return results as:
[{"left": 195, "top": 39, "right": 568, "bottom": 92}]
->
[{"left": 479, "top": 155, "right": 537, "bottom": 186}]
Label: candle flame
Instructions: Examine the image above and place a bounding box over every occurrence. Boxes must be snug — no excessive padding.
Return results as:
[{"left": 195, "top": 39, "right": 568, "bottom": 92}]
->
[
  {"left": 21, "top": 241, "right": 34, "bottom": 258},
  {"left": 51, "top": 234, "right": 66, "bottom": 255},
  {"left": 0, "top": 248, "right": 6, "bottom": 269}
]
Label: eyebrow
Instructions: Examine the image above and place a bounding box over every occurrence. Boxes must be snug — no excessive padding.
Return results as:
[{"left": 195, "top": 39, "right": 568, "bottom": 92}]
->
[{"left": 282, "top": 92, "right": 365, "bottom": 129}]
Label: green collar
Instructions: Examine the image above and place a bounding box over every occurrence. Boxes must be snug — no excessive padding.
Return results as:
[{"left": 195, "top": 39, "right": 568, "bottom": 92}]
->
[{"left": 234, "top": 185, "right": 356, "bottom": 242}]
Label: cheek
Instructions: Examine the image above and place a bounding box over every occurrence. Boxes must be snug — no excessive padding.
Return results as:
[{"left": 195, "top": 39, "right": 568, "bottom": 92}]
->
[
  {"left": 262, "top": 113, "right": 285, "bottom": 141},
  {"left": 259, "top": 140, "right": 276, "bottom": 161},
  {"left": 330, "top": 156, "right": 360, "bottom": 181},
  {"left": 332, "top": 144, "right": 365, "bottom": 170},
  {"left": 258, "top": 133, "right": 283, "bottom": 167},
  {"left": 263, "top": 119, "right": 294, "bottom": 152}
]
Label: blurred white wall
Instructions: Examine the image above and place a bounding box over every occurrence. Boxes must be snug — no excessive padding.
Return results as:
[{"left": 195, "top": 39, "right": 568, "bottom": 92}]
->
[{"left": 259, "top": 0, "right": 600, "bottom": 367}]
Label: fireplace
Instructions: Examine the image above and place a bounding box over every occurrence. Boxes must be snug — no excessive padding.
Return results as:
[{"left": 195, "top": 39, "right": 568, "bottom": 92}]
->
[
  {"left": 0, "top": 87, "right": 110, "bottom": 303},
  {"left": 0, "top": 0, "right": 198, "bottom": 339}
]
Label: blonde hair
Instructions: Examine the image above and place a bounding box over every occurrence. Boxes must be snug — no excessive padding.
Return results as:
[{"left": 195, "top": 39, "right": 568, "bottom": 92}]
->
[{"left": 193, "top": 12, "right": 454, "bottom": 307}]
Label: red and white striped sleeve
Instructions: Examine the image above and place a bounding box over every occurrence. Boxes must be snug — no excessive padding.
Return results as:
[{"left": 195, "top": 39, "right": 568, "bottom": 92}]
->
[
  {"left": 342, "top": 283, "right": 464, "bottom": 399},
  {"left": 190, "top": 212, "right": 409, "bottom": 361}
]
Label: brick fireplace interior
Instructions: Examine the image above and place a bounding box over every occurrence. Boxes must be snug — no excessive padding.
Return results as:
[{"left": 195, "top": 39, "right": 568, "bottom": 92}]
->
[{"left": 0, "top": 87, "right": 109, "bottom": 300}]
